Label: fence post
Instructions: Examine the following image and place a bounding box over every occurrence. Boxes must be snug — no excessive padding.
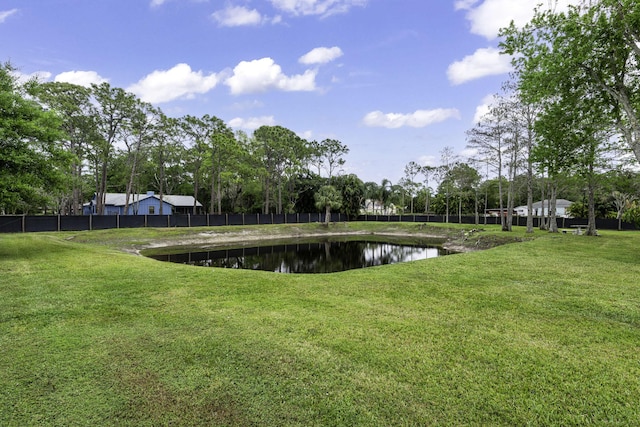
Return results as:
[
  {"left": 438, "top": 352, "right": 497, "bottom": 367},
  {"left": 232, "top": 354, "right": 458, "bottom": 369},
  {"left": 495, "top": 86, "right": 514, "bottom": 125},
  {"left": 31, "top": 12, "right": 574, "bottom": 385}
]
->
[
  {"left": 57, "top": 215, "right": 61, "bottom": 232},
  {"left": 116, "top": 215, "right": 120, "bottom": 229},
  {"left": 22, "top": 215, "right": 26, "bottom": 233}
]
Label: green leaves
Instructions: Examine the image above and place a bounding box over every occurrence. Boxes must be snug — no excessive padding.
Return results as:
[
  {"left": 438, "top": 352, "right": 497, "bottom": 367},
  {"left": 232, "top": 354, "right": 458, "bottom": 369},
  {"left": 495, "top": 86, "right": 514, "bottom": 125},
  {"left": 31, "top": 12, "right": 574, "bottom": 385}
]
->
[
  {"left": 0, "top": 64, "right": 68, "bottom": 213},
  {"left": 500, "top": 0, "right": 640, "bottom": 163}
]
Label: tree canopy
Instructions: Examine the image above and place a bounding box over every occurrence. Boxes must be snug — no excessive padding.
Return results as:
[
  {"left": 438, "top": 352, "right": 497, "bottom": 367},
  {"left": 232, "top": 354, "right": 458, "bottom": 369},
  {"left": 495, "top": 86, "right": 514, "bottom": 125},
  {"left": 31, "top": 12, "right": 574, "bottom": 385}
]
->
[
  {"left": 0, "top": 63, "right": 68, "bottom": 214},
  {"left": 500, "top": 0, "right": 640, "bottom": 163}
]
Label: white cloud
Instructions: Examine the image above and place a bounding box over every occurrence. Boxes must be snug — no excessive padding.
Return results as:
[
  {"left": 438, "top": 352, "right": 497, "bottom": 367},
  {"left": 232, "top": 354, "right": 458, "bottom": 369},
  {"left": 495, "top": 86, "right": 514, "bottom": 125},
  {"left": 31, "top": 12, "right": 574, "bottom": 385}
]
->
[
  {"left": 472, "top": 93, "right": 497, "bottom": 124},
  {"left": 54, "top": 70, "right": 108, "bottom": 87},
  {"left": 225, "top": 57, "right": 317, "bottom": 94},
  {"left": 300, "top": 130, "right": 314, "bottom": 140},
  {"left": 270, "top": 0, "right": 367, "bottom": 18},
  {"left": 458, "top": 0, "right": 577, "bottom": 40},
  {"left": 127, "top": 63, "right": 220, "bottom": 104},
  {"left": 229, "top": 116, "right": 276, "bottom": 130},
  {"left": 447, "top": 47, "right": 512, "bottom": 85},
  {"left": 149, "top": 0, "right": 166, "bottom": 7},
  {"left": 418, "top": 155, "right": 438, "bottom": 168},
  {"left": 453, "top": 0, "right": 479, "bottom": 11},
  {"left": 460, "top": 147, "right": 479, "bottom": 159},
  {"left": 363, "top": 108, "right": 461, "bottom": 129},
  {"left": 212, "top": 6, "right": 263, "bottom": 27},
  {"left": 12, "top": 70, "right": 52, "bottom": 85},
  {"left": 299, "top": 46, "right": 343, "bottom": 65},
  {"left": 0, "top": 8, "right": 18, "bottom": 23}
]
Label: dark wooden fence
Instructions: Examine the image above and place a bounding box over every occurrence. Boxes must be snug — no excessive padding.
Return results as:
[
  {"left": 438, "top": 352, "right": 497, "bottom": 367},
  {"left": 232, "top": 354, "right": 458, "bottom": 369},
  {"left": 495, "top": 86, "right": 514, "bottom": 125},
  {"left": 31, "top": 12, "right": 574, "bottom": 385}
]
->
[
  {"left": 356, "top": 214, "right": 637, "bottom": 231},
  {"left": 0, "top": 213, "right": 636, "bottom": 233},
  {"left": 0, "top": 213, "right": 333, "bottom": 233}
]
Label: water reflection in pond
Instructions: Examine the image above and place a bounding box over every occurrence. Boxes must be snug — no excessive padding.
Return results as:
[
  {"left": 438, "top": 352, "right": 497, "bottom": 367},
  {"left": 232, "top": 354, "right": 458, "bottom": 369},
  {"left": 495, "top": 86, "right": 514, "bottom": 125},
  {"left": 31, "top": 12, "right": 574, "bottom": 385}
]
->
[{"left": 147, "top": 239, "right": 452, "bottom": 273}]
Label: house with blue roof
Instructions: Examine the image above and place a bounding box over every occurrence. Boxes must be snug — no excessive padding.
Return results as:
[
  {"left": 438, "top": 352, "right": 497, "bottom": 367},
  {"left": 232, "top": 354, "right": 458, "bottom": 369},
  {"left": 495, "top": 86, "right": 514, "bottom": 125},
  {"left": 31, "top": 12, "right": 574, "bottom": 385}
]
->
[{"left": 83, "top": 191, "right": 203, "bottom": 215}]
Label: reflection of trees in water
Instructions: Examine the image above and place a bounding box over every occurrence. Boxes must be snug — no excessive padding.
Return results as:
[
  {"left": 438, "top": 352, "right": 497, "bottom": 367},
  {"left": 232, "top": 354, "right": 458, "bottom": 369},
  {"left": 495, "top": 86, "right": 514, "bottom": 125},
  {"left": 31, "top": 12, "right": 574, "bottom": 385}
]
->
[{"left": 153, "top": 240, "right": 448, "bottom": 273}]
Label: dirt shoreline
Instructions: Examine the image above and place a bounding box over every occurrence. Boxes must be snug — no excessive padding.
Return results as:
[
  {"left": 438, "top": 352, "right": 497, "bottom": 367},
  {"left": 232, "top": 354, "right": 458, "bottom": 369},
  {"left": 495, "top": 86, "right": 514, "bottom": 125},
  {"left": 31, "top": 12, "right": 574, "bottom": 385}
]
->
[{"left": 131, "top": 228, "right": 477, "bottom": 255}]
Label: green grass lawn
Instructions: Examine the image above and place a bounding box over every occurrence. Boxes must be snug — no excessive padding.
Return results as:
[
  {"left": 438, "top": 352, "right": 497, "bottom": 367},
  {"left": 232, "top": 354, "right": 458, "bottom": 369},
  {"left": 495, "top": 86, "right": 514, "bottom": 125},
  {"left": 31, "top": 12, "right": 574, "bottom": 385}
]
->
[{"left": 1, "top": 223, "right": 639, "bottom": 426}]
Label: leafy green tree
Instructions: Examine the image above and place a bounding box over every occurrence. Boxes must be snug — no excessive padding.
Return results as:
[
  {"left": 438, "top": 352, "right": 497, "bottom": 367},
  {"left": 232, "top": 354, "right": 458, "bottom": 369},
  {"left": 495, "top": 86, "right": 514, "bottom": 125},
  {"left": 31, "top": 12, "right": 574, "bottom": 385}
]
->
[
  {"left": 309, "top": 138, "right": 349, "bottom": 181},
  {"left": 254, "top": 125, "right": 310, "bottom": 214},
  {"left": 0, "top": 63, "right": 68, "bottom": 214},
  {"left": 403, "top": 161, "right": 422, "bottom": 214},
  {"left": 534, "top": 85, "right": 610, "bottom": 235},
  {"left": 435, "top": 162, "right": 480, "bottom": 221},
  {"left": 205, "top": 118, "right": 235, "bottom": 214},
  {"left": 334, "top": 174, "right": 365, "bottom": 219},
  {"left": 315, "top": 185, "right": 342, "bottom": 225},
  {"left": 500, "top": 0, "right": 640, "bottom": 163},
  {"left": 612, "top": 191, "right": 636, "bottom": 230},
  {"left": 147, "top": 114, "right": 186, "bottom": 214},
  {"left": 181, "top": 115, "right": 217, "bottom": 214},
  {"left": 34, "top": 81, "right": 97, "bottom": 214},
  {"left": 121, "top": 101, "right": 159, "bottom": 214},
  {"left": 467, "top": 96, "right": 513, "bottom": 230},
  {"left": 90, "top": 82, "right": 139, "bottom": 214},
  {"left": 438, "top": 147, "right": 458, "bottom": 223},
  {"left": 622, "top": 202, "right": 640, "bottom": 228},
  {"left": 419, "top": 165, "right": 436, "bottom": 214}
]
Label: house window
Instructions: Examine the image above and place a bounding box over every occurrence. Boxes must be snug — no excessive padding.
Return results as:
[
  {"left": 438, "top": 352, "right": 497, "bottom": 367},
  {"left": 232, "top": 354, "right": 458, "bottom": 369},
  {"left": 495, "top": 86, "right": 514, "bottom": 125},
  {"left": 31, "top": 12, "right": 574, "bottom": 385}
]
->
[{"left": 148, "top": 206, "right": 155, "bottom": 215}]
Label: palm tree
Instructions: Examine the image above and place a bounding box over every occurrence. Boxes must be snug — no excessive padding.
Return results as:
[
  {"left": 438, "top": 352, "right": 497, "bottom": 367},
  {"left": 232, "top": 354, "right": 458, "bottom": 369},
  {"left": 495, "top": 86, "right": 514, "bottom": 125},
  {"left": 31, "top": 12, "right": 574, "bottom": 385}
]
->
[
  {"left": 315, "top": 185, "right": 342, "bottom": 225},
  {"left": 380, "top": 178, "right": 392, "bottom": 214}
]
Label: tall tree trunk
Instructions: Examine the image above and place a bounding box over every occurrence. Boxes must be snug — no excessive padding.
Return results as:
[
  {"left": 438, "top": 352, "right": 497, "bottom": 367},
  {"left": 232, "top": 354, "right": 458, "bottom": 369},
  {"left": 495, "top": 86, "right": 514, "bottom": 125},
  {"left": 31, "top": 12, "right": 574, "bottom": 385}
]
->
[
  {"left": 497, "top": 159, "right": 505, "bottom": 230},
  {"left": 586, "top": 162, "right": 597, "bottom": 236},
  {"left": 548, "top": 182, "right": 558, "bottom": 233},
  {"left": 484, "top": 185, "right": 488, "bottom": 225},
  {"left": 504, "top": 179, "right": 513, "bottom": 232},
  {"left": 98, "top": 157, "right": 108, "bottom": 215},
  {"left": 158, "top": 150, "right": 165, "bottom": 215},
  {"left": 264, "top": 175, "right": 271, "bottom": 214},
  {"left": 193, "top": 174, "right": 200, "bottom": 215},
  {"left": 474, "top": 189, "right": 479, "bottom": 225},
  {"left": 504, "top": 149, "right": 517, "bottom": 232},
  {"left": 445, "top": 187, "right": 450, "bottom": 223},
  {"left": 277, "top": 177, "right": 283, "bottom": 215},
  {"left": 72, "top": 163, "right": 82, "bottom": 215},
  {"left": 124, "top": 140, "right": 141, "bottom": 215},
  {"left": 217, "top": 173, "right": 222, "bottom": 215},
  {"left": 539, "top": 177, "right": 548, "bottom": 231},
  {"left": 424, "top": 190, "right": 430, "bottom": 214},
  {"left": 526, "top": 160, "right": 534, "bottom": 233},
  {"left": 214, "top": 166, "right": 216, "bottom": 214}
]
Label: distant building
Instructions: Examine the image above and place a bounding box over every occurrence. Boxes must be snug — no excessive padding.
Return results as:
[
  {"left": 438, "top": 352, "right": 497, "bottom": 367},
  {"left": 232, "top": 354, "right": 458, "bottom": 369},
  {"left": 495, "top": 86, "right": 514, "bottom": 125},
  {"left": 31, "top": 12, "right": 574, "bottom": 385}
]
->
[
  {"left": 83, "top": 191, "right": 203, "bottom": 215},
  {"left": 515, "top": 199, "right": 574, "bottom": 218},
  {"left": 485, "top": 208, "right": 517, "bottom": 217},
  {"left": 361, "top": 199, "right": 398, "bottom": 215}
]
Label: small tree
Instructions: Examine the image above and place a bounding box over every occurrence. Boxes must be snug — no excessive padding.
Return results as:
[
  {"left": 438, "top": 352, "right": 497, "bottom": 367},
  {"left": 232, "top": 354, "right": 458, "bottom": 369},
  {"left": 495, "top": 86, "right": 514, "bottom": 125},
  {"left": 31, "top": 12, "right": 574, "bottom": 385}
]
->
[
  {"left": 612, "top": 191, "right": 636, "bottom": 231},
  {"left": 315, "top": 185, "right": 342, "bottom": 225}
]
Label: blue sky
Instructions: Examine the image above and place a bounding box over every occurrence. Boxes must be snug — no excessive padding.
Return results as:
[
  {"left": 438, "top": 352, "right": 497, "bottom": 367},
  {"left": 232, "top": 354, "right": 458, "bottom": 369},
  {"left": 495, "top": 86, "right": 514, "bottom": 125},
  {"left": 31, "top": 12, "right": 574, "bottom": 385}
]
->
[{"left": 1, "top": 0, "right": 575, "bottom": 184}]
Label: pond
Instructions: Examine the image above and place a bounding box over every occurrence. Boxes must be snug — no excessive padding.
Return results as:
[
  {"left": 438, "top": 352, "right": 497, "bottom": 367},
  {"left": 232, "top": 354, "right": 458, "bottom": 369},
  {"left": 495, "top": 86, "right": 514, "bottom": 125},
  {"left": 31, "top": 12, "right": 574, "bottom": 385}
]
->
[{"left": 145, "top": 236, "right": 453, "bottom": 274}]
